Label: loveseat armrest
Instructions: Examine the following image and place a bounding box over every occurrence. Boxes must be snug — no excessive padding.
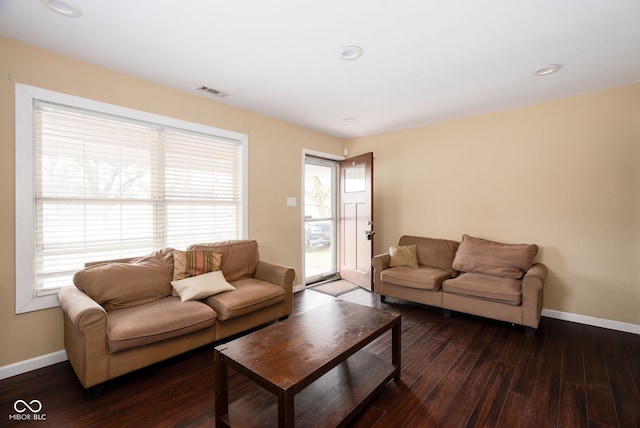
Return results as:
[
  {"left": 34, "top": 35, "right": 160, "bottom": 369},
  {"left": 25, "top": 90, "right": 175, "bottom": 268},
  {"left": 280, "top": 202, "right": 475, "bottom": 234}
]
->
[
  {"left": 58, "top": 286, "right": 109, "bottom": 388},
  {"left": 372, "top": 253, "right": 391, "bottom": 272},
  {"left": 372, "top": 253, "right": 391, "bottom": 293},
  {"left": 521, "top": 263, "right": 548, "bottom": 329}
]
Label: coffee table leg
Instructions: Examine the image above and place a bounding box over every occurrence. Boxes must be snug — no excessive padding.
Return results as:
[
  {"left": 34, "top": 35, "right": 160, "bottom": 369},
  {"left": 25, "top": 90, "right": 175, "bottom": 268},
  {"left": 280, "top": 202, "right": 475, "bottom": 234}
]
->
[
  {"left": 278, "top": 387, "right": 295, "bottom": 427},
  {"left": 392, "top": 317, "right": 401, "bottom": 380},
  {"left": 214, "top": 349, "right": 229, "bottom": 428}
]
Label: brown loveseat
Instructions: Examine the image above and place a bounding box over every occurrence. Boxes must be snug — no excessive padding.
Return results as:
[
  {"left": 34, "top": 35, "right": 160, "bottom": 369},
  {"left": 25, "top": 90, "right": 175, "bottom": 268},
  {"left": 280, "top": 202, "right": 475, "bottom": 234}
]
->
[
  {"left": 372, "top": 235, "right": 547, "bottom": 336},
  {"left": 58, "top": 240, "right": 294, "bottom": 393}
]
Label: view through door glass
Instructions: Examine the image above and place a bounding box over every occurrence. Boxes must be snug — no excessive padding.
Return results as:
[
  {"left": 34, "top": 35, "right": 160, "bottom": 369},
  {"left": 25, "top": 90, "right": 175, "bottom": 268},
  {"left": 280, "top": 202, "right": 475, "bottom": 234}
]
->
[{"left": 304, "top": 156, "right": 337, "bottom": 284}]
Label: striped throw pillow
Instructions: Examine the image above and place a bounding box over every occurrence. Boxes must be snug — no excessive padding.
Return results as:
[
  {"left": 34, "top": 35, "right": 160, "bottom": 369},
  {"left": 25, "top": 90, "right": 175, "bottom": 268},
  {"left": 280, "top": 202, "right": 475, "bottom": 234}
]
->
[{"left": 173, "top": 250, "right": 222, "bottom": 281}]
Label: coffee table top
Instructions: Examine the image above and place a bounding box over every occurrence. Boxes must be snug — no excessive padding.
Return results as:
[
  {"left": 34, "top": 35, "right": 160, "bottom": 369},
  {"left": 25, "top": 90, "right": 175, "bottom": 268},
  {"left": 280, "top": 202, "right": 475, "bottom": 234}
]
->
[{"left": 216, "top": 301, "right": 400, "bottom": 390}]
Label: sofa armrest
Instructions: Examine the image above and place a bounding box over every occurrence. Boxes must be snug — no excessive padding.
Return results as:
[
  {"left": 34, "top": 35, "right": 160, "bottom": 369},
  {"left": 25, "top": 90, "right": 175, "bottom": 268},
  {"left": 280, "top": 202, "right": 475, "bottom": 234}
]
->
[
  {"left": 521, "top": 263, "right": 548, "bottom": 329},
  {"left": 372, "top": 253, "right": 391, "bottom": 294},
  {"left": 58, "top": 286, "right": 109, "bottom": 388},
  {"left": 58, "top": 285, "right": 107, "bottom": 327},
  {"left": 254, "top": 261, "right": 295, "bottom": 289},
  {"left": 255, "top": 261, "right": 295, "bottom": 315}
]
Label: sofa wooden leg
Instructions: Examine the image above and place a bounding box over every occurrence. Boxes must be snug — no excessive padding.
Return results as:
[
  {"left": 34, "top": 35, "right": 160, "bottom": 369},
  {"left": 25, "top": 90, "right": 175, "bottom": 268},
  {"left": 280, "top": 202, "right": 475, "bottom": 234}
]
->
[
  {"left": 443, "top": 309, "right": 451, "bottom": 318},
  {"left": 524, "top": 326, "right": 536, "bottom": 338},
  {"left": 85, "top": 384, "right": 103, "bottom": 400},
  {"left": 380, "top": 295, "right": 386, "bottom": 303}
]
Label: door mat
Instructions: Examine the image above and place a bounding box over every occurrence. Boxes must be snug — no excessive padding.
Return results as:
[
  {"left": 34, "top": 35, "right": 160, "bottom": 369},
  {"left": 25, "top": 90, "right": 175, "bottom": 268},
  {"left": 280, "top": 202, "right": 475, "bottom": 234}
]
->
[{"left": 309, "top": 280, "right": 359, "bottom": 297}]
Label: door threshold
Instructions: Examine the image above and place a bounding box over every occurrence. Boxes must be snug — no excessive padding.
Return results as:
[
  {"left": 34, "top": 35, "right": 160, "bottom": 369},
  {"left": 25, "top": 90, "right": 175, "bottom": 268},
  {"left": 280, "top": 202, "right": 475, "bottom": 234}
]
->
[{"left": 305, "top": 275, "right": 340, "bottom": 288}]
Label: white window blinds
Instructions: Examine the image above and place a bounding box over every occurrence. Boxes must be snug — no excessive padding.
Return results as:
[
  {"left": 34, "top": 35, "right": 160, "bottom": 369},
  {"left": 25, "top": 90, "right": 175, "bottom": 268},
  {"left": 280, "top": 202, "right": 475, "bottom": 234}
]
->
[{"left": 32, "top": 101, "right": 245, "bottom": 297}]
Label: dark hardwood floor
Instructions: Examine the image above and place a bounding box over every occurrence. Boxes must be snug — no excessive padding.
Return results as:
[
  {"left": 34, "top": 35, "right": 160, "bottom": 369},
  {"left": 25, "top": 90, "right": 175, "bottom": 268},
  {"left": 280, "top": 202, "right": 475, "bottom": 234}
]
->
[{"left": 1, "top": 288, "right": 639, "bottom": 427}]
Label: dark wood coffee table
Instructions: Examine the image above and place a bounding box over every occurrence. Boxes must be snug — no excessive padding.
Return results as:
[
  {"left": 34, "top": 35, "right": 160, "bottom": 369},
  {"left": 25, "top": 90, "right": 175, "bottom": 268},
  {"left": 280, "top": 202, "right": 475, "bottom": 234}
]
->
[{"left": 214, "top": 300, "right": 401, "bottom": 427}]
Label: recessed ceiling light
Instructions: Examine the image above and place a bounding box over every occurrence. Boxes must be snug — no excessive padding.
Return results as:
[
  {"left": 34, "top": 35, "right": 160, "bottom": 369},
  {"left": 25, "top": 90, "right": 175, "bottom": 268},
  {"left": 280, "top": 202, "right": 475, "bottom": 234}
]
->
[
  {"left": 339, "top": 46, "right": 363, "bottom": 61},
  {"left": 343, "top": 116, "right": 357, "bottom": 122},
  {"left": 41, "top": 0, "right": 83, "bottom": 17},
  {"left": 533, "top": 64, "right": 561, "bottom": 76}
]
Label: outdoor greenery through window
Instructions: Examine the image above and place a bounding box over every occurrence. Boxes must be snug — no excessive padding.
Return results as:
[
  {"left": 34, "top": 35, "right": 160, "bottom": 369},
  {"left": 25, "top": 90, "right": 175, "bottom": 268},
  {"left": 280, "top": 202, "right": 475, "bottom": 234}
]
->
[{"left": 15, "top": 84, "right": 247, "bottom": 312}]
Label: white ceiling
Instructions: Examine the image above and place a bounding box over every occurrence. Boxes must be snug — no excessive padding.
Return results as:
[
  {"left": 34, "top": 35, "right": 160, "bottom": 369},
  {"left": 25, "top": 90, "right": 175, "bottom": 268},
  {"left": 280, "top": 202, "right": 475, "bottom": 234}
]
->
[{"left": 2, "top": 0, "right": 640, "bottom": 139}]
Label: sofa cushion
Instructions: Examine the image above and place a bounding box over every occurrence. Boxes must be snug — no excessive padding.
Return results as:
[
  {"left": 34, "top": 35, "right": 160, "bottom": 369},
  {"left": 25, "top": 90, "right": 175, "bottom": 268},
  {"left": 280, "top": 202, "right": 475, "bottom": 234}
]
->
[
  {"left": 442, "top": 272, "right": 522, "bottom": 305},
  {"left": 107, "top": 296, "right": 216, "bottom": 353},
  {"left": 380, "top": 266, "right": 451, "bottom": 291},
  {"left": 73, "top": 248, "right": 174, "bottom": 311},
  {"left": 381, "top": 266, "right": 451, "bottom": 291},
  {"left": 202, "top": 278, "right": 285, "bottom": 321},
  {"left": 171, "top": 271, "right": 236, "bottom": 302},
  {"left": 173, "top": 249, "right": 222, "bottom": 280},
  {"left": 188, "top": 240, "right": 259, "bottom": 282},
  {"left": 452, "top": 234, "right": 538, "bottom": 279},
  {"left": 398, "top": 235, "right": 460, "bottom": 275},
  {"left": 389, "top": 245, "right": 419, "bottom": 268}
]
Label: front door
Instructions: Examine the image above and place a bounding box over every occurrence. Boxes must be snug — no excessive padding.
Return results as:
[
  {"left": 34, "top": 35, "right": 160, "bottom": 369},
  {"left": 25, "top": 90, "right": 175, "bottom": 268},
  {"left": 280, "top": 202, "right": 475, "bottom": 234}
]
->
[{"left": 339, "top": 152, "right": 374, "bottom": 289}]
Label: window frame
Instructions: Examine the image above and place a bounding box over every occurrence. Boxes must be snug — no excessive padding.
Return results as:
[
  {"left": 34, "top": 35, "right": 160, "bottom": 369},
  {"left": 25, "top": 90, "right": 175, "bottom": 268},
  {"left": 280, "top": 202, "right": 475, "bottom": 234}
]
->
[{"left": 15, "top": 83, "right": 248, "bottom": 314}]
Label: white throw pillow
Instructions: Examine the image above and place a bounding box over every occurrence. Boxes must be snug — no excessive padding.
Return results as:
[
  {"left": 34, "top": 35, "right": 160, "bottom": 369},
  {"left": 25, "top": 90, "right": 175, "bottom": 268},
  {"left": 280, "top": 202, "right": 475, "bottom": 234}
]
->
[{"left": 170, "top": 270, "right": 235, "bottom": 302}]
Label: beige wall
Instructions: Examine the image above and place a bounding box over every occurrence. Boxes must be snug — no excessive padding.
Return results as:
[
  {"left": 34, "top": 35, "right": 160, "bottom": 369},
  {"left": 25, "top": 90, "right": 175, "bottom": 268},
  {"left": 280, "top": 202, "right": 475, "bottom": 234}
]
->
[
  {"left": 2, "top": 35, "right": 638, "bottom": 370},
  {"left": 347, "top": 83, "right": 640, "bottom": 326},
  {"left": 0, "top": 37, "right": 344, "bottom": 367}
]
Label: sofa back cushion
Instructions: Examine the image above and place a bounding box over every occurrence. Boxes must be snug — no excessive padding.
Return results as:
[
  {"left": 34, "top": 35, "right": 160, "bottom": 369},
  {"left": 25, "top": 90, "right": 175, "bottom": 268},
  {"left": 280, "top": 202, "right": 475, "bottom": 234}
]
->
[
  {"left": 452, "top": 234, "right": 538, "bottom": 279},
  {"left": 188, "top": 240, "right": 259, "bottom": 282},
  {"left": 73, "top": 248, "right": 174, "bottom": 311},
  {"left": 398, "top": 235, "right": 460, "bottom": 275}
]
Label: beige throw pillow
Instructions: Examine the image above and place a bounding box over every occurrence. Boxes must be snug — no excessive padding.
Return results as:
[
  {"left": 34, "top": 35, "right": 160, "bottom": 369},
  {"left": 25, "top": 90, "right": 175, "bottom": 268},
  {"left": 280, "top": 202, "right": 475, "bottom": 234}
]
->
[
  {"left": 389, "top": 245, "right": 419, "bottom": 268},
  {"left": 171, "top": 271, "right": 236, "bottom": 302}
]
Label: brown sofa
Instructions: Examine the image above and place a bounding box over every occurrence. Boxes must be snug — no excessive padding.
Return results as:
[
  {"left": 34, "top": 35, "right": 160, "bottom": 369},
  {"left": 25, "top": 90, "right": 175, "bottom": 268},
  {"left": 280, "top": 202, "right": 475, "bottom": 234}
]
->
[
  {"left": 58, "top": 240, "right": 294, "bottom": 393},
  {"left": 372, "top": 234, "right": 547, "bottom": 336}
]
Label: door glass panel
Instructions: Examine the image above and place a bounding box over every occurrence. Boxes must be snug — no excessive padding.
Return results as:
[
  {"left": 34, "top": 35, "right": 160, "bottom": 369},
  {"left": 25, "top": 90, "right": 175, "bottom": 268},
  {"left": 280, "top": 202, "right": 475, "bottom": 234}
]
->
[
  {"left": 344, "top": 164, "right": 365, "bottom": 192},
  {"left": 304, "top": 157, "right": 337, "bottom": 283}
]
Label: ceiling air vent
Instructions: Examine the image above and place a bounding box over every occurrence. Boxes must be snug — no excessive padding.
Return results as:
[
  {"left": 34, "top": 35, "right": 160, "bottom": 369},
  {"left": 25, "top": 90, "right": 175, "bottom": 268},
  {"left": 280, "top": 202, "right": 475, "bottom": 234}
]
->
[{"left": 197, "top": 86, "right": 229, "bottom": 98}]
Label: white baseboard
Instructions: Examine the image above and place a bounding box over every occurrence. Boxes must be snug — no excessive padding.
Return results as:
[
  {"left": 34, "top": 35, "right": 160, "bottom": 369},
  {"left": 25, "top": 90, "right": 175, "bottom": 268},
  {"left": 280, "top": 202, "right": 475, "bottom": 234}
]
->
[
  {"left": 542, "top": 308, "right": 640, "bottom": 335},
  {"left": 0, "top": 350, "right": 68, "bottom": 381},
  {"left": 293, "top": 283, "right": 306, "bottom": 293}
]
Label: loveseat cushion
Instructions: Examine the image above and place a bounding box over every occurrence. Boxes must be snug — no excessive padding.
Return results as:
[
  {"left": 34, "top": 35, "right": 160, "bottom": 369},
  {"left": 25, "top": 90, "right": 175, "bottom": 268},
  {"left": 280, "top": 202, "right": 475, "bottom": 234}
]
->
[
  {"left": 398, "top": 236, "right": 460, "bottom": 275},
  {"left": 381, "top": 266, "right": 451, "bottom": 291},
  {"left": 188, "top": 240, "right": 259, "bottom": 282},
  {"left": 452, "top": 234, "right": 538, "bottom": 279},
  {"left": 442, "top": 272, "right": 522, "bottom": 305},
  {"left": 202, "top": 278, "right": 285, "bottom": 321},
  {"left": 73, "top": 248, "right": 174, "bottom": 311},
  {"left": 107, "top": 296, "right": 216, "bottom": 353}
]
